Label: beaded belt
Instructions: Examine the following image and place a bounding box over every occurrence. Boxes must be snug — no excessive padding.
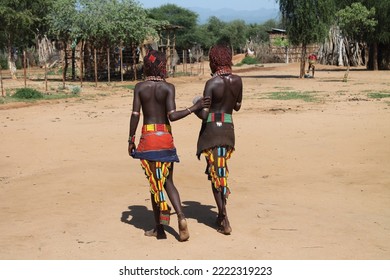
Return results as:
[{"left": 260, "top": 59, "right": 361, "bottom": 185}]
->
[
  {"left": 142, "top": 124, "right": 171, "bottom": 133},
  {"left": 207, "top": 113, "right": 232, "bottom": 123}
]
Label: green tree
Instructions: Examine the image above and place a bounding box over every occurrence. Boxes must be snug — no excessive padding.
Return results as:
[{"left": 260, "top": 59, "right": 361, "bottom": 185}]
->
[
  {"left": 335, "top": 0, "right": 390, "bottom": 70},
  {"left": 278, "top": 0, "right": 335, "bottom": 77},
  {"left": 47, "top": 0, "right": 161, "bottom": 80},
  {"left": 246, "top": 19, "right": 281, "bottom": 44},
  {"left": 364, "top": 0, "right": 390, "bottom": 70},
  {"left": 46, "top": 0, "right": 77, "bottom": 43},
  {"left": 147, "top": 4, "right": 198, "bottom": 49},
  {"left": 224, "top": 20, "right": 248, "bottom": 53},
  {"left": 337, "top": 3, "right": 377, "bottom": 43},
  {"left": 74, "top": 0, "right": 157, "bottom": 47},
  {"left": 203, "top": 16, "right": 242, "bottom": 50},
  {"left": 197, "top": 17, "right": 283, "bottom": 55},
  {"left": 0, "top": 0, "right": 53, "bottom": 78},
  {"left": 192, "top": 24, "right": 214, "bottom": 51},
  {"left": 336, "top": 2, "right": 377, "bottom": 70},
  {"left": 46, "top": 0, "right": 79, "bottom": 81},
  {"left": 205, "top": 16, "right": 228, "bottom": 45}
]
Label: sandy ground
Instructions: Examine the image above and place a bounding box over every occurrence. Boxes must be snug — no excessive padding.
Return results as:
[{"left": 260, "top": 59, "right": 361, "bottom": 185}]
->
[{"left": 0, "top": 62, "right": 389, "bottom": 260}]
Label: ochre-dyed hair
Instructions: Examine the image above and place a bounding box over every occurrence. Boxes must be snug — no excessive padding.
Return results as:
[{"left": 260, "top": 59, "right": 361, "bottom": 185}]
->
[
  {"left": 209, "top": 45, "right": 232, "bottom": 74},
  {"left": 143, "top": 50, "right": 167, "bottom": 78}
]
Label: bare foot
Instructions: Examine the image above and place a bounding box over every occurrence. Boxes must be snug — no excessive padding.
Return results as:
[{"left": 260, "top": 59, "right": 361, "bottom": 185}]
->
[
  {"left": 144, "top": 226, "right": 167, "bottom": 240},
  {"left": 216, "top": 215, "right": 224, "bottom": 227},
  {"left": 217, "top": 217, "right": 232, "bottom": 235},
  {"left": 178, "top": 214, "right": 190, "bottom": 242}
]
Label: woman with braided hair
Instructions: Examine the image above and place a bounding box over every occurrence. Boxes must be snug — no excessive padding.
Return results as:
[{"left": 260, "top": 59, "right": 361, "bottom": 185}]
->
[
  {"left": 128, "top": 50, "right": 210, "bottom": 241},
  {"left": 195, "top": 44, "right": 243, "bottom": 235}
]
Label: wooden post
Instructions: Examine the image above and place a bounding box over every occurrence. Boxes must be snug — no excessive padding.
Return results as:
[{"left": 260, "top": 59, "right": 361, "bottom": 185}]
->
[
  {"left": 183, "top": 51, "right": 185, "bottom": 73},
  {"left": 0, "top": 65, "right": 4, "bottom": 97},
  {"left": 71, "top": 45, "right": 76, "bottom": 80},
  {"left": 172, "top": 30, "right": 176, "bottom": 77},
  {"left": 62, "top": 44, "right": 66, "bottom": 90},
  {"left": 107, "top": 47, "right": 110, "bottom": 83},
  {"left": 94, "top": 48, "right": 98, "bottom": 87},
  {"left": 285, "top": 46, "right": 289, "bottom": 64},
  {"left": 27, "top": 58, "right": 30, "bottom": 79},
  {"left": 80, "top": 40, "right": 84, "bottom": 88},
  {"left": 120, "top": 47, "right": 123, "bottom": 82},
  {"left": 44, "top": 59, "right": 48, "bottom": 92},
  {"left": 132, "top": 43, "right": 137, "bottom": 81},
  {"left": 23, "top": 50, "right": 27, "bottom": 88},
  {"left": 167, "top": 30, "right": 171, "bottom": 76}
]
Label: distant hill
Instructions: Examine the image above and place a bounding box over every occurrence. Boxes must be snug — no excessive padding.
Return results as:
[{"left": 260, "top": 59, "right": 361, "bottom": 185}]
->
[{"left": 189, "top": 7, "right": 280, "bottom": 24}]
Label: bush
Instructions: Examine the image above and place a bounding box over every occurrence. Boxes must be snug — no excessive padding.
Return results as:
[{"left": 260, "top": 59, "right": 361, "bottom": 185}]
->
[
  {"left": 241, "top": 56, "right": 259, "bottom": 65},
  {"left": 71, "top": 86, "right": 81, "bottom": 95},
  {"left": 13, "top": 88, "right": 44, "bottom": 99}
]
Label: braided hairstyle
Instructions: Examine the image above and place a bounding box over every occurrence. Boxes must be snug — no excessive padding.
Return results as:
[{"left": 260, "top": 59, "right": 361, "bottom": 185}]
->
[
  {"left": 143, "top": 50, "right": 167, "bottom": 79},
  {"left": 209, "top": 44, "right": 232, "bottom": 75}
]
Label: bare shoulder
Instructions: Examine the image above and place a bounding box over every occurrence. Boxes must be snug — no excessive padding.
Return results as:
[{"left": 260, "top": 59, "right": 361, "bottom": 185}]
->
[
  {"left": 134, "top": 81, "right": 147, "bottom": 91},
  {"left": 230, "top": 74, "right": 242, "bottom": 82},
  {"left": 135, "top": 80, "right": 174, "bottom": 91},
  {"left": 163, "top": 81, "right": 175, "bottom": 90},
  {"left": 206, "top": 76, "right": 223, "bottom": 87}
]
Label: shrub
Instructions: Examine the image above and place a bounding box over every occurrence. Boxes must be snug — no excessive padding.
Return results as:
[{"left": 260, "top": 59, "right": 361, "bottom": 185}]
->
[
  {"left": 71, "top": 86, "right": 81, "bottom": 95},
  {"left": 241, "top": 56, "right": 259, "bottom": 65},
  {"left": 13, "top": 88, "right": 44, "bottom": 99},
  {"left": 368, "top": 92, "right": 390, "bottom": 99}
]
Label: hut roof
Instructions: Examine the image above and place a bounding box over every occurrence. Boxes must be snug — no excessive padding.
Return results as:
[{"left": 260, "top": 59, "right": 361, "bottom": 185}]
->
[{"left": 267, "top": 28, "right": 286, "bottom": 34}]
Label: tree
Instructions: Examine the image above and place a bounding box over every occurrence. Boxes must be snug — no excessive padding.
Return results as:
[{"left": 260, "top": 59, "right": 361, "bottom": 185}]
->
[
  {"left": 47, "top": 0, "right": 161, "bottom": 80},
  {"left": 46, "top": 0, "right": 77, "bottom": 43},
  {"left": 147, "top": 4, "right": 198, "bottom": 50},
  {"left": 224, "top": 20, "right": 248, "bottom": 53},
  {"left": 278, "top": 0, "right": 335, "bottom": 77},
  {"left": 202, "top": 16, "right": 228, "bottom": 49},
  {"left": 336, "top": 2, "right": 377, "bottom": 77},
  {"left": 335, "top": 0, "right": 390, "bottom": 70},
  {"left": 246, "top": 19, "right": 281, "bottom": 44},
  {"left": 192, "top": 25, "right": 214, "bottom": 51},
  {"left": 199, "top": 17, "right": 247, "bottom": 52},
  {"left": 74, "top": 0, "right": 158, "bottom": 47},
  {"left": 364, "top": 0, "right": 390, "bottom": 70},
  {"left": 0, "top": 0, "right": 54, "bottom": 78},
  {"left": 46, "top": 0, "right": 79, "bottom": 81}
]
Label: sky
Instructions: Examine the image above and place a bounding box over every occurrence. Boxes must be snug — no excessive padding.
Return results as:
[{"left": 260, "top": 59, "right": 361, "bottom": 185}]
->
[{"left": 136, "top": 0, "right": 279, "bottom": 11}]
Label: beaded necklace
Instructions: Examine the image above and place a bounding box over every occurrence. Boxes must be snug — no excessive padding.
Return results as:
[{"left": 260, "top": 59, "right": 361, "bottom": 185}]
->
[
  {"left": 145, "top": 76, "right": 165, "bottom": 82},
  {"left": 213, "top": 67, "right": 232, "bottom": 77}
]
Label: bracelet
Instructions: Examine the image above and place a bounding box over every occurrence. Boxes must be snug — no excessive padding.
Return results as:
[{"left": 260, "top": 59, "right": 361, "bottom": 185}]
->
[
  {"left": 128, "top": 135, "right": 135, "bottom": 143},
  {"left": 186, "top": 107, "right": 192, "bottom": 114}
]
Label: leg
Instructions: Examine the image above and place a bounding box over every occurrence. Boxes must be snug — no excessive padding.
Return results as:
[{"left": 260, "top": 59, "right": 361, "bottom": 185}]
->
[
  {"left": 144, "top": 192, "right": 167, "bottom": 239},
  {"left": 212, "top": 183, "right": 224, "bottom": 223},
  {"left": 207, "top": 148, "right": 232, "bottom": 235},
  {"left": 164, "top": 164, "right": 190, "bottom": 241},
  {"left": 211, "top": 184, "right": 232, "bottom": 235},
  {"left": 143, "top": 161, "right": 167, "bottom": 239},
  {"left": 312, "top": 65, "right": 315, "bottom": 77}
]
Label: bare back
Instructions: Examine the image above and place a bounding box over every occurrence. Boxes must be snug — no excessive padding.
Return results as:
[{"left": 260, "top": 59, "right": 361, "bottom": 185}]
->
[
  {"left": 204, "top": 74, "right": 242, "bottom": 114},
  {"left": 133, "top": 80, "right": 176, "bottom": 124}
]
